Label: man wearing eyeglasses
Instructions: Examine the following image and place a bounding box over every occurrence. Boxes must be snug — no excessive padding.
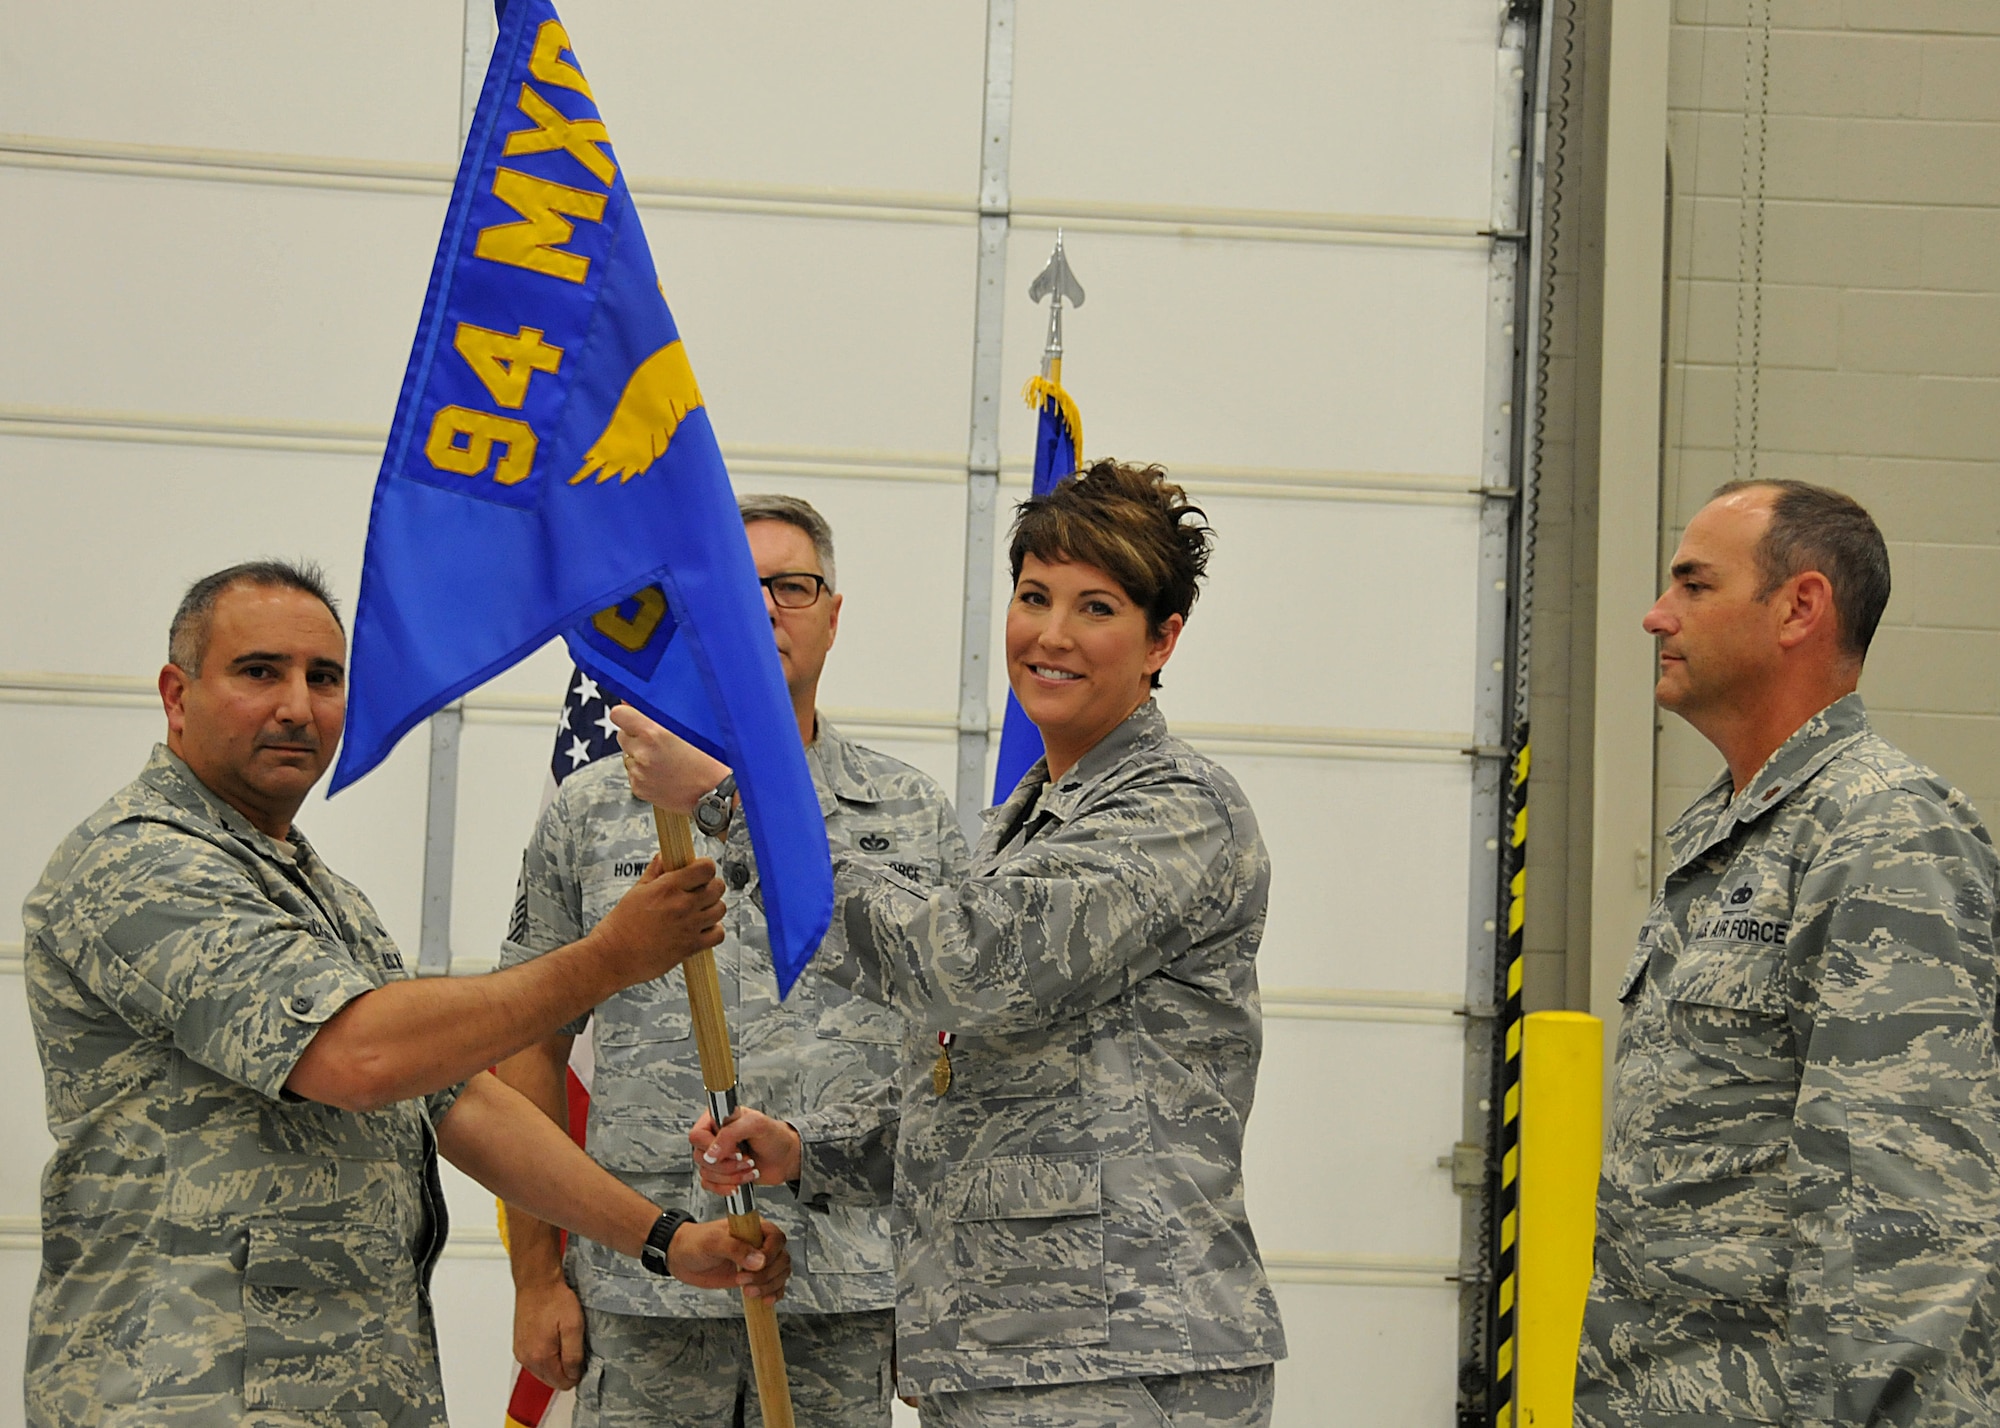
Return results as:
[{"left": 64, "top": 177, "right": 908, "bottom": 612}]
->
[{"left": 496, "top": 494, "right": 966, "bottom": 1428}]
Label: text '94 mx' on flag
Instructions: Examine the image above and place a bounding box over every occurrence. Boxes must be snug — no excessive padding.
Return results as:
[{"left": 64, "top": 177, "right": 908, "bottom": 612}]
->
[{"left": 328, "top": 0, "right": 831, "bottom": 992}]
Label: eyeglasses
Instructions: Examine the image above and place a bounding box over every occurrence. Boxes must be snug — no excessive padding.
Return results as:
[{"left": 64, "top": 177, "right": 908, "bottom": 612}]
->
[{"left": 760, "top": 572, "right": 830, "bottom": 609}]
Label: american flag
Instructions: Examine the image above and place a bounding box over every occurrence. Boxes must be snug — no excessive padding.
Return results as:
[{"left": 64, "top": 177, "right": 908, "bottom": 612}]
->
[
  {"left": 546, "top": 667, "right": 625, "bottom": 802},
  {"left": 502, "top": 665, "right": 618, "bottom": 1428}
]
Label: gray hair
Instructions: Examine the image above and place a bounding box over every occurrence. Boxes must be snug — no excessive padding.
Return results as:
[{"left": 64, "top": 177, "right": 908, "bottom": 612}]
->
[
  {"left": 169, "top": 559, "right": 343, "bottom": 674},
  {"left": 1712, "top": 479, "right": 1891, "bottom": 660},
  {"left": 737, "top": 493, "right": 837, "bottom": 590}
]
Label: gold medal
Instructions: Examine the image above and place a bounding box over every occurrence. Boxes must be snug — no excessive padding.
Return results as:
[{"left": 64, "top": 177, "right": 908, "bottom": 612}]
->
[{"left": 931, "top": 1044, "right": 953, "bottom": 1096}]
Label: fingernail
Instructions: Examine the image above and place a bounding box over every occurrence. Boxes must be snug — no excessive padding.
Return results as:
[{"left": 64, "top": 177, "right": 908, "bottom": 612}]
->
[{"left": 703, "top": 1149, "right": 717, "bottom": 1163}]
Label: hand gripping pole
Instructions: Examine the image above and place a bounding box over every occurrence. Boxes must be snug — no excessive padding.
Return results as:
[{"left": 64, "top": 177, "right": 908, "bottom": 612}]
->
[{"left": 653, "top": 807, "right": 796, "bottom": 1428}]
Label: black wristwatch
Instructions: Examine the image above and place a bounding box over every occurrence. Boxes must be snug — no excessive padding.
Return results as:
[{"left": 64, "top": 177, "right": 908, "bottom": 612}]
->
[
  {"left": 694, "top": 774, "right": 737, "bottom": 839},
  {"left": 638, "top": 1209, "right": 696, "bottom": 1276}
]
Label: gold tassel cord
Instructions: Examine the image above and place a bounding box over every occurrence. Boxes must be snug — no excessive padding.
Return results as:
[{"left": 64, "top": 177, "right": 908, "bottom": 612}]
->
[{"left": 1021, "top": 372, "right": 1083, "bottom": 462}]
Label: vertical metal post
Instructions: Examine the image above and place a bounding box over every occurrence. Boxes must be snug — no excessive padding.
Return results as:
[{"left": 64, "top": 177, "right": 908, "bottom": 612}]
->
[
  {"left": 419, "top": 705, "right": 463, "bottom": 976},
  {"left": 417, "top": 1, "right": 497, "bottom": 977},
  {"left": 952, "top": 0, "right": 1016, "bottom": 841},
  {"left": 1460, "top": 5, "right": 1549, "bottom": 1425}
]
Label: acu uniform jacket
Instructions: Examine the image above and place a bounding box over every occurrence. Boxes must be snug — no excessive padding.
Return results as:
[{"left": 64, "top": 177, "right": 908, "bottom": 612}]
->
[
  {"left": 807, "top": 700, "right": 1288, "bottom": 1397},
  {"left": 1579, "top": 696, "right": 2000, "bottom": 1428}
]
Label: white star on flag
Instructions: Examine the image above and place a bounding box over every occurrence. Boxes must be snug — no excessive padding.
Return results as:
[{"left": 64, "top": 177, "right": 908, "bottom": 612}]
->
[
  {"left": 565, "top": 736, "right": 592, "bottom": 769},
  {"left": 575, "top": 674, "right": 600, "bottom": 705}
]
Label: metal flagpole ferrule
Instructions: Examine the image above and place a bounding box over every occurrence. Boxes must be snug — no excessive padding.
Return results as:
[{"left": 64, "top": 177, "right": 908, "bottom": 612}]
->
[
  {"left": 726, "top": 1186, "right": 756, "bottom": 1218},
  {"left": 708, "top": 1086, "right": 739, "bottom": 1128}
]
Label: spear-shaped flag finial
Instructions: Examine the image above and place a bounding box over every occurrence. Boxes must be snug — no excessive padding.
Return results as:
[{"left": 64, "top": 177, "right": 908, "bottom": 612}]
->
[{"left": 996, "top": 232, "right": 1088, "bottom": 801}]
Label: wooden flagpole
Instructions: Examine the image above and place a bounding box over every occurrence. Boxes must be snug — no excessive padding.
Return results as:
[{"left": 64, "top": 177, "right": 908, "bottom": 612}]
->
[{"left": 652, "top": 806, "right": 796, "bottom": 1428}]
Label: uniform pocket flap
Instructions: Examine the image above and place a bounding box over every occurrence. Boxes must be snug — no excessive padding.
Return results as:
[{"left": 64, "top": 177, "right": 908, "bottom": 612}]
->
[
  {"left": 942, "top": 1154, "right": 1102, "bottom": 1223},
  {"left": 243, "top": 1218, "right": 402, "bottom": 1290},
  {"left": 814, "top": 993, "right": 901, "bottom": 1045},
  {"left": 1661, "top": 945, "right": 1784, "bottom": 1014}
]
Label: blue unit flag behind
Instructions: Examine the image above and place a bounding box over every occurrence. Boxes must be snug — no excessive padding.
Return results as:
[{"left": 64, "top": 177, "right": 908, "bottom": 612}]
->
[
  {"left": 330, "top": 0, "right": 831, "bottom": 992},
  {"left": 990, "top": 377, "right": 1081, "bottom": 803}
]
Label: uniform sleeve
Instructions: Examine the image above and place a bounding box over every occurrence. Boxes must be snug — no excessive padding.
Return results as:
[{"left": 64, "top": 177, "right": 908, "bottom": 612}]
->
[
  {"left": 819, "top": 772, "right": 1239, "bottom": 1035},
  {"left": 790, "top": 1083, "right": 897, "bottom": 1208},
  {"left": 54, "top": 827, "right": 379, "bottom": 1102},
  {"left": 1782, "top": 788, "right": 2000, "bottom": 1426},
  {"left": 935, "top": 789, "right": 973, "bottom": 882},
  {"left": 497, "top": 791, "right": 592, "bottom": 1037}
]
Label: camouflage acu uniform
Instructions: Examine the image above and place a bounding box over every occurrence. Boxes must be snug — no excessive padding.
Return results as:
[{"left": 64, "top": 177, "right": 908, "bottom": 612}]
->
[
  {"left": 501, "top": 718, "right": 963, "bottom": 1426},
  {"left": 21, "top": 747, "right": 457, "bottom": 1428},
  {"left": 1578, "top": 695, "right": 2000, "bottom": 1427},
  {"left": 809, "top": 700, "right": 1286, "bottom": 1409}
]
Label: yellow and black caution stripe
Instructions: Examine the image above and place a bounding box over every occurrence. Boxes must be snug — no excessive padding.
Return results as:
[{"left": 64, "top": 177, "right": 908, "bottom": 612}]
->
[{"left": 1490, "top": 733, "right": 1530, "bottom": 1427}]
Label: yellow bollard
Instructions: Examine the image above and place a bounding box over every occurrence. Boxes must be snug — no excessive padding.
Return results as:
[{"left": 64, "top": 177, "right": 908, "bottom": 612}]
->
[{"left": 1517, "top": 1011, "right": 1603, "bottom": 1427}]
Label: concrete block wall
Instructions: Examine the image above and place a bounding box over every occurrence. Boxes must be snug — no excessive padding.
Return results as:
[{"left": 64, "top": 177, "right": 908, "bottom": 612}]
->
[{"left": 1657, "top": 0, "right": 2000, "bottom": 843}]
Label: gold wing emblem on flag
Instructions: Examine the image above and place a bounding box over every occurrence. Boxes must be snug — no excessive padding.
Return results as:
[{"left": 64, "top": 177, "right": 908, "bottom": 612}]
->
[{"left": 570, "top": 339, "right": 704, "bottom": 485}]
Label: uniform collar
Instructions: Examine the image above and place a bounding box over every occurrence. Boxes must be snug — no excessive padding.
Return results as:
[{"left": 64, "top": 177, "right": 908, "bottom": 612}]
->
[
  {"left": 980, "top": 698, "right": 1170, "bottom": 831},
  {"left": 808, "top": 715, "right": 880, "bottom": 814},
  {"left": 1665, "top": 692, "right": 1871, "bottom": 870},
  {"left": 137, "top": 743, "right": 314, "bottom": 869}
]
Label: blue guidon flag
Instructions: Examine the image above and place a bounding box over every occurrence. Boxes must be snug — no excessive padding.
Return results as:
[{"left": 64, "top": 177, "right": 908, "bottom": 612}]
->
[{"left": 331, "top": 0, "right": 831, "bottom": 992}]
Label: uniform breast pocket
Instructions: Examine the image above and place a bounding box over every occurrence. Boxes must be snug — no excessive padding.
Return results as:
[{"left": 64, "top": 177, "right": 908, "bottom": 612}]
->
[
  {"left": 241, "top": 1218, "right": 414, "bottom": 1413},
  {"left": 1658, "top": 944, "right": 1797, "bottom": 1135},
  {"left": 592, "top": 979, "right": 695, "bottom": 1051},
  {"left": 944, "top": 1154, "right": 1108, "bottom": 1350}
]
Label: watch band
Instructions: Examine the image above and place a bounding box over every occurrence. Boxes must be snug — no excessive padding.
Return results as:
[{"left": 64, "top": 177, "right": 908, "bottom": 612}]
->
[
  {"left": 694, "top": 773, "right": 738, "bottom": 839},
  {"left": 637, "top": 1208, "right": 695, "bottom": 1276}
]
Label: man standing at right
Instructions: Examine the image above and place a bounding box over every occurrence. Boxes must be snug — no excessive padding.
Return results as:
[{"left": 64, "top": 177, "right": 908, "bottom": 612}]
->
[{"left": 1577, "top": 480, "right": 2000, "bottom": 1426}]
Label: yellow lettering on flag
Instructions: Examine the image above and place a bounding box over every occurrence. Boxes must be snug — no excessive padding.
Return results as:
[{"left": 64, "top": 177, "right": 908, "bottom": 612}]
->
[
  {"left": 425, "top": 406, "right": 538, "bottom": 486},
  {"left": 571, "top": 341, "right": 704, "bottom": 485},
  {"left": 529, "top": 20, "right": 593, "bottom": 99},
  {"left": 452, "top": 323, "right": 563, "bottom": 409},
  {"left": 475, "top": 169, "right": 607, "bottom": 284},
  {"left": 504, "top": 84, "right": 616, "bottom": 187}
]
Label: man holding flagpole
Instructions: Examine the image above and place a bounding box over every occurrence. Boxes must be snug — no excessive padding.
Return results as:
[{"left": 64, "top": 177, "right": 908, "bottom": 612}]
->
[
  {"left": 497, "top": 495, "right": 965, "bottom": 1428},
  {"left": 20, "top": 561, "right": 789, "bottom": 1428}
]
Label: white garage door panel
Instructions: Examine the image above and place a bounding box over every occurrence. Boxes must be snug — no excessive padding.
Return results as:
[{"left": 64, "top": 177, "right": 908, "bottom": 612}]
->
[
  {"left": 0, "top": 171, "right": 441, "bottom": 426},
  {"left": 1230, "top": 754, "right": 1471, "bottom": 996},
  {"left": 1166, "top": 494, "right": 1480, "bottom": 733},
  {"left": 0, "top": 439, "right": 377, "bottom": 676},
  {"left": 1012, "top": 0, "right": 1500, "bottom": 224},
  {"left": 996, "top": 232, "right": 1493, "bottom": 478},
  {"left": 637, "top": 208, "right": 976, "bottom": 459},
  {"left": 0, "top": 975, "right": 56, "bottom": 1218},
  {"left": 433, "top": 1253, "right": 519, "bottom": 1428},
  {"left": 1245, "top": 1020, "right": 1461, "bottom": 1260},
  {"left": 1270, "top": 1281, "right": 1460, "bottom": 1428},
  {"left": 560, "top": 1, "right": 985, "bottom": 200},
  {"left": 0, "top": 706, "right": 171, "bottom": 936},
  {"left": 451, "top": 719, "right": 563, "bottom": 969},
  {"left": 0, "top": 2, "right": 463, "bottom": 166}
]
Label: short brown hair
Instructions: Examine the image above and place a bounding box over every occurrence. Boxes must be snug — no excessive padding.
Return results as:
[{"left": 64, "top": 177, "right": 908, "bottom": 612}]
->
[
  {"left": 1712, "top": 479, "right": 1891, "bottom": 660},
  {"left": 737, "top": 492, "right": 837, "bottom": 589},
  {"left": 1008, "top": 459, "right": 1214, "bottom": 688},
  {"left": 169, "top": 560, "right": 343, "bottom": 675}
]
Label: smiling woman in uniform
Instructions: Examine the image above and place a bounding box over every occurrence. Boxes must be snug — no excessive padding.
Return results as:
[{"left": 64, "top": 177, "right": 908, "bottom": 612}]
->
[{"left": 628, "top": 459, "right": 1288, "bottom": 1428}]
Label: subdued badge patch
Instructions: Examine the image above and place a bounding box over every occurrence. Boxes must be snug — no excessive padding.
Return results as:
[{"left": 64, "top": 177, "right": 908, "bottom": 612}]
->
[{"left": 858, "top": 834, "right": 892, "bottom": 853}]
